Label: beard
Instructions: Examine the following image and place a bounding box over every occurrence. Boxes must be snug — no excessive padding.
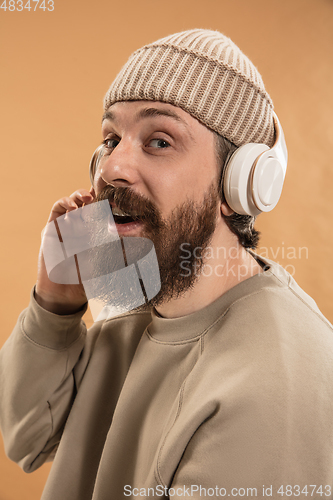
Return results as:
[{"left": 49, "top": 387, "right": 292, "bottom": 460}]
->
[{"left": 88, "top": 182, "right": 220, "bottom": 310}]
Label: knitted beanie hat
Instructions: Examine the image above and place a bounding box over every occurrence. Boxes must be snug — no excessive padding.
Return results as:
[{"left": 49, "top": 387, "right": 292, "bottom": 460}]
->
[{"left": 104, "top": 29, "right": 275, "bottom": 148}]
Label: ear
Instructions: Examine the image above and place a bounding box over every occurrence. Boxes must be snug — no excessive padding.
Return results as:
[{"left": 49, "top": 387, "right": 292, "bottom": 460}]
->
[{"left": 221, "top": 201, "right": 234, "bottom": 216}]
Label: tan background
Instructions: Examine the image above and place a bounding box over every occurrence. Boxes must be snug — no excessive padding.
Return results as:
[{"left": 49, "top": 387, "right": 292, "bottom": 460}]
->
[{"left": 0, "top": 0, "right": 332, "bottom": 498}]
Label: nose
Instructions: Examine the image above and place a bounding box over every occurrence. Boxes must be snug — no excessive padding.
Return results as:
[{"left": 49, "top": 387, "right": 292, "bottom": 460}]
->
[{"left": 97, "top": 139, "right": 141, "bottom": 188}]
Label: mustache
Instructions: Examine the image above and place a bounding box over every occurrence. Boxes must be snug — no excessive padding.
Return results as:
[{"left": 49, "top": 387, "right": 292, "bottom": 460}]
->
[{"left": 95, "top": 185, "right": 163, "bottom": 230}]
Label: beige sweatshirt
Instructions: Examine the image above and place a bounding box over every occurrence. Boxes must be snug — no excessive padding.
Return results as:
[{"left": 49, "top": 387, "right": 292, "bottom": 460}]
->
[{"left": 1, "top": 257, "right": 333, "bottom": 499}]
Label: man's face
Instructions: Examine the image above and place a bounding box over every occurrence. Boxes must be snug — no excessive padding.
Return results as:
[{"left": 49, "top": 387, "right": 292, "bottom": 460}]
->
[
  {"left": 93, "top": 101, "right": 222, "bottom": 306},
  {"left": 95, "top": 101, "right": 220, "bottom": 226}
]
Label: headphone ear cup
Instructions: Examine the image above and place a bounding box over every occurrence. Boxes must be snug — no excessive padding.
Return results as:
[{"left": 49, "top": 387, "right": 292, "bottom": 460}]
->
[
  {"left": 223, "top": 143, "right": 269, "bottom": 216},
  {"left": 89, "top": 144, "right": 105, "bottom": 185},
  {"left": 251, "top": 152, "right": 285, "bottom": 213}
]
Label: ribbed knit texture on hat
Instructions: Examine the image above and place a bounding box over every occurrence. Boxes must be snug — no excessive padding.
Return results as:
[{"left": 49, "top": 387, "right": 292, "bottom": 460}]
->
[{"left": 104, "top": 29, "right": 275, "bottom": 147}]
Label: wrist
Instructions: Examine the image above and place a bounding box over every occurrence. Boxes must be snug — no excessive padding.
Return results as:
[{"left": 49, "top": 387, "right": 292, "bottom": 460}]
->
[{"left": 34, "top": 288, "right": 87, "bottom": 315}]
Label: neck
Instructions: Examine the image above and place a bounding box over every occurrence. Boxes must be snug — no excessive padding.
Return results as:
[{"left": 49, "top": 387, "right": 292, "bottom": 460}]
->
[{"left": 155, "top": 223, "right": 262, "bottom": 319}]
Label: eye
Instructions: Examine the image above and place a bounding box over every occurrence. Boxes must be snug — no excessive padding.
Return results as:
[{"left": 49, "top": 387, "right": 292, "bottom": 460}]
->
[
  {"left": 148, "top": 138, "right": 170, "bottom": 149},
  {"left": 103, "top": 138, "right": 120, "bottom": 150}
]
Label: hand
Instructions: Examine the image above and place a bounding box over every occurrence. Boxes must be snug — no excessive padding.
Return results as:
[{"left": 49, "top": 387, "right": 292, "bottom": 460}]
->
[{"left": 35, "top": 188, "right": 96, "bottom": 315}]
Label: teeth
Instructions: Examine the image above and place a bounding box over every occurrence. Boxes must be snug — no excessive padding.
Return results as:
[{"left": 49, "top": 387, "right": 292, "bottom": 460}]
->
[
  {"left": 111, "top": 206, "right": 140, "bottom": 218},
  {"left": 112, "top": 207, "right": 130, "bottom": 217}
]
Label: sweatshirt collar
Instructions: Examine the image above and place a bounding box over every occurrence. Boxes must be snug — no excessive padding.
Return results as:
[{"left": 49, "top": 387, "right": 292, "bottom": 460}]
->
[{"left": 146, "top": 254, "right": 286, "bottom": 343}]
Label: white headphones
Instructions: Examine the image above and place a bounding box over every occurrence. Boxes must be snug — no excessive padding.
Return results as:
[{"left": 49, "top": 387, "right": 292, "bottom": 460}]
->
[
  {"left": 89, "top": 144, "right": 105, "bottom": 186},
  {"left": 223, "top": 112, "right": 288, "bottom": 216}
]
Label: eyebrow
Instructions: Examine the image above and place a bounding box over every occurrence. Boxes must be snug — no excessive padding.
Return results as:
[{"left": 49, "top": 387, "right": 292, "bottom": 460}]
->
[
  {"left": 136, "top": 107, "right": 183, "bottom": 123},
  {"left": 101, "top": 106, "right": 195, "bottom": 141},
  {"left": 101, "top": 110, "right": 116, "bottom": 123}
]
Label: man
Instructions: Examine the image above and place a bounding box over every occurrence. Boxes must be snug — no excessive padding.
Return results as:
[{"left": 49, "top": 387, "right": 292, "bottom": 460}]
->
[{"left": 1, "top": 29, "right": 333, "bottom": 499}]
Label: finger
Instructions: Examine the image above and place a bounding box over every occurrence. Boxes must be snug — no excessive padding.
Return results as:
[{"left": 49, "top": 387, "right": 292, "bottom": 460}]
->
[
  {"left": 48, "top": 197, "right": 78, "bottom": 222},
  {"left": 69, "top": 189, "right": 95, "bottom": 207}
]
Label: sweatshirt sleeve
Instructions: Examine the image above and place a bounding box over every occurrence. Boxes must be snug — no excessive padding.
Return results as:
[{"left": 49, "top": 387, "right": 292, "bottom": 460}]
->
[{"left": 0, "top": 288, "right": 88, "bottom": 473}]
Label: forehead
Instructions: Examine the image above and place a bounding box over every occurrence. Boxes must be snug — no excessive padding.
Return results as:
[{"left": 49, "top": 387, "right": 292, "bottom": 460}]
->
[{"left": 101, "top": 100, "right": 210, "bottom": 137}]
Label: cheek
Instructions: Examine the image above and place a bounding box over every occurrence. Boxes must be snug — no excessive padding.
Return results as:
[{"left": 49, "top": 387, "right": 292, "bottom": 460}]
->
[
  {"left": 140, "top": 169, "right": 177, "bottom": 204},
  {"left": 93, "top": 171, "right": 102, "bottom": 190},
  {"left": 93, "top": 169, "right": 109, "bottom": 195}
]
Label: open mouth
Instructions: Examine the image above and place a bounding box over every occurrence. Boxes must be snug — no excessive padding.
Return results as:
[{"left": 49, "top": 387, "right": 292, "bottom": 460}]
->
[{"left": 111, "top": 205, "right": 142, "bottom": 225}]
